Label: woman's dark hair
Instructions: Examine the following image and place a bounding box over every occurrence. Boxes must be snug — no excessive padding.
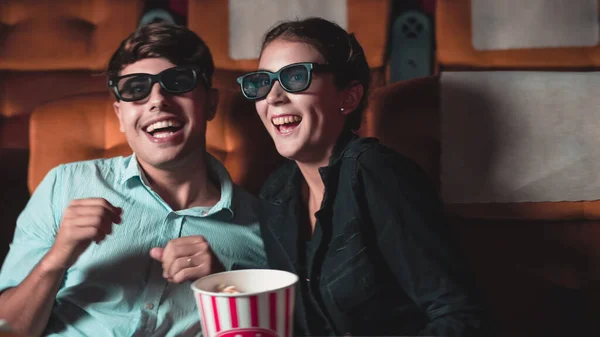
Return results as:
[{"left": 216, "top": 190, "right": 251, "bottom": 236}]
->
[
  {"left": 261, "top": 17, "right": 371, "bottom": 131},
  {"left": 107, "top": 22, "right": 214, "bottom": 88}
]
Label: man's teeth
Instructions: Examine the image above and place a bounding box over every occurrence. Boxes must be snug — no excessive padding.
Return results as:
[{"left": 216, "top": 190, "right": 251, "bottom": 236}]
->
[
  {"left": 145, "top": 120, "right": 181, "bottom": 133},
  {"left": 153, "top": 131, "right": 174, "bottom": 138},
  {"left": 272, "top": 116, "right": 302, "bottom": 126}
]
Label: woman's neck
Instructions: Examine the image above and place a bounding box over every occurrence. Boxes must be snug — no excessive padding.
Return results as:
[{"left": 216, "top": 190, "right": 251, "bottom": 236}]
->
[{"left": 297, "top": 159, "right": 326, "bottom": 200}]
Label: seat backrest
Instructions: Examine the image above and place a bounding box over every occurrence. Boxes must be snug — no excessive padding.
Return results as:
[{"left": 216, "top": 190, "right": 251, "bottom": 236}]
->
[
  {"left": 0, "top": 0, "right": 144, "bottom": 71},
  {"left": 28, "top": 89, "right": 281, "bottom": 195},
  {"left": 366, "top": 57, "right": 600, "bottom": 337},
  {"left": 436, "top": 0, "right": 600, "bottom": 69},
  {"left": 364, "top": 2, "right": 600, "bottom": 334},
  {"left": 432, "top": 0, "right": 600, "bottom": 220},
  {"left": 0, "top": 0, "right": 144, "bottom": 118}
]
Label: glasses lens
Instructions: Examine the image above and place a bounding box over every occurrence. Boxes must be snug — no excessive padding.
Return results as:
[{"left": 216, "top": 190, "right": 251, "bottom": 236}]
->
[
  {"left": 161, "top": 68, "right": 197, "bottom": 93},
  {"left": 242, "top": 73, "right": 271, "bottom": 99},
  {"left": 117, "top": 76, "right": 152, "bottom": 101},
  {"left": 280, "top": 64, "right": 309, "bottom": 92}
]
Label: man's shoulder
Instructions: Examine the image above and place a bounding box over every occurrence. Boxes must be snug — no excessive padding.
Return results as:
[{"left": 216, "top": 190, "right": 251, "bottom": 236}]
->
[
  {"left": 52, "top": 156, "right": 131, "bottom": 186},
  {"left": 57, "top": 156, "right": 128, "bottom": 173}
]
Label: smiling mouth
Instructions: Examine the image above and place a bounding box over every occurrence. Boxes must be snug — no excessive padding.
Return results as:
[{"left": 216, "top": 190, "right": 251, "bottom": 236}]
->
[
  {"left": 144, "top": 119, "right": 184, "bottom": 138},
  {"left": 272, "top": 115, "right": 302, "bottom": 134}
]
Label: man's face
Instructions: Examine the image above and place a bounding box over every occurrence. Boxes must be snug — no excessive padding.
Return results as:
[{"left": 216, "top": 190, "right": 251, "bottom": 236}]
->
[{"left": 113, "top": 58, "right": 218, "bottom": 171}]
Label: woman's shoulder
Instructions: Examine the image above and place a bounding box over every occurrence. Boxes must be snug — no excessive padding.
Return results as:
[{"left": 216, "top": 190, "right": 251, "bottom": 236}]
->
[
  {"left": 346, "top": 137, "right": 420, "bottom": 169},
  {"left": 349, "top": 138, "right": 441, "bottom": 206},
  {"left": 348, "top": 137, "right": 434, "bottom": 187}
]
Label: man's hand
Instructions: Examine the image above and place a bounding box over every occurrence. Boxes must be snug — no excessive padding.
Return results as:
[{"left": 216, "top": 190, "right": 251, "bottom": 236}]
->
[
  {"left": 45, "top": 198, "right": 122, "bottom": 271},
  {"left": 150, "top": 236, "right": 224, "bottom": 284}
]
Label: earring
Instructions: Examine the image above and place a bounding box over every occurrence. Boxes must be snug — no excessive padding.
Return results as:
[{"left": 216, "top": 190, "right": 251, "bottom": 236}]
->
[{"left": 340, "top": 107, "right": 345, "bottom": 112}]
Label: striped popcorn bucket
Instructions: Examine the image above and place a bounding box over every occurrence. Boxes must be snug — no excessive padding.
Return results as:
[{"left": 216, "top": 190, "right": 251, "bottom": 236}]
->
[{"left": 191, "top": 269, "right": 299, "bottom": 337}]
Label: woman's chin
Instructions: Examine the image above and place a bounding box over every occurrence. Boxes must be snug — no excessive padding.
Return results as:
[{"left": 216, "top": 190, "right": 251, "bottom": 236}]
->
[{"left": 274, "top": 142, "right": 303, "bottom": 161}]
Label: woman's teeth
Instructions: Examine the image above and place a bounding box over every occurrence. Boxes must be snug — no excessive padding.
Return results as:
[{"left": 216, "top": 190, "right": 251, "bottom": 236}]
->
[{"left": 272, "top": 115, "right": 302, "bottom": 126}]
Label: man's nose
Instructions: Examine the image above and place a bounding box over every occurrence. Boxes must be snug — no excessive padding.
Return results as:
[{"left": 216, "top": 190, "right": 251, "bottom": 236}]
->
[{"left": 148, "top": 82, "right": 166, "bottom": 111}]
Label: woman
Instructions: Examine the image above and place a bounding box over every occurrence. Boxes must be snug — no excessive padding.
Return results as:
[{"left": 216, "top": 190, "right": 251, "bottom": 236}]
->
[{"left": 237, "top": 17, "right": 488, "bottom": 337}]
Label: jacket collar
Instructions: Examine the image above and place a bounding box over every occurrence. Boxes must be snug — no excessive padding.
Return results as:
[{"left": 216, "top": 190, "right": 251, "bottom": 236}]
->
[
  {"left": 120, "top": 153, "right": 235, "bottom": 219},
  {"left": 328, "top": 129, "right": 359, "bottom": 167},
  {"left": 259, "top": 130, "right": 359, "bottom": 269},
  {"left": 260, "top": 129, "right": 359, "bottom": 204}
]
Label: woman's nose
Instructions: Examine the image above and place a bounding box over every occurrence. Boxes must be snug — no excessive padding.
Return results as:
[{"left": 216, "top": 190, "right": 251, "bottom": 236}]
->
[{"left": 265, "top": 81, "right": 287, "bottom": 106}]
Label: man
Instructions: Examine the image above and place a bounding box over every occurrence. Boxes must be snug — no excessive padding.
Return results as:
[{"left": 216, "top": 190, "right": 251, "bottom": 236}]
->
[{"left": 0, "top": 22, "right": 267, "bottom": 337}]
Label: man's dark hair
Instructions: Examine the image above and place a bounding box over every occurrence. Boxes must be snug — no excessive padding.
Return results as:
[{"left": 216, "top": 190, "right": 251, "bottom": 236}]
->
[{"left": 107, "top": 22, "right": 214, "bottom": 88}]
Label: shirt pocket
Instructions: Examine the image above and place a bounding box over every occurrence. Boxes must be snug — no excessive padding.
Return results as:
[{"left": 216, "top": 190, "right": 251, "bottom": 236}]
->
[
  {"left": 328, "top": 216, "right": 366, "bottom": 254},
  {"left": 326, "top": 248, "right": 378, "bottom": 312}
]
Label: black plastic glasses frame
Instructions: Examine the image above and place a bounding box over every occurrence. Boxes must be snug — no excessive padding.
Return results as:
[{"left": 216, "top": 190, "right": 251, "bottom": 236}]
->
[
  {"left": 108, "top": 66, "right": 208, "bottom": 102},
  {"left": 236, "top": 62, "right": 331, "bottom": 100}
]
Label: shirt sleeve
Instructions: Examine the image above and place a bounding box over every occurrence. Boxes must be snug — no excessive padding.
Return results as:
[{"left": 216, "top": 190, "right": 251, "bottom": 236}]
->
[
  {"left": 0, "top": 166, "right": 62, "bottom": 292},
  {"left": 356, "top": 148, "right": 489, "bottom": 337}
]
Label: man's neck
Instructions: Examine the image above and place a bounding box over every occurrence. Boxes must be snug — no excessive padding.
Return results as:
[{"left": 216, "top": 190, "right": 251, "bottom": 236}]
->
[{"left": 138, "top": 154, "right": 221, "bottom": 211}]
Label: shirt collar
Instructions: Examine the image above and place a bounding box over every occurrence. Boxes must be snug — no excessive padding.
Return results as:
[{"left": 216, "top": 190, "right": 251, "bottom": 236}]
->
[
  {"left": 328, "top": 129, "right": 359, "bottom": 166},
  {"left": 203, "top": 154, "right": 234, "bottom": 219},
  {"left": 119, "top": 153, "right": 235, "bottom": 219},
  {"left": 120, "top": 154, "right": 143, "bottom": 185}
]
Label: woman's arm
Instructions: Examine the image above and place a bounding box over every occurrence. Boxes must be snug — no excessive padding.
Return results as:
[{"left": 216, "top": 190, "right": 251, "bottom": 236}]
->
[{"left": 357, "top": 148, "right": 490, "bottom": 337}]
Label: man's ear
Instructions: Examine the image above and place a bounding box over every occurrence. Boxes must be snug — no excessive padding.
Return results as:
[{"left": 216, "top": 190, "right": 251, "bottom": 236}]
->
[
  {"left": 206, "top": 88, "right": 219, "bottom": 121},
  {"left": 113, "top": 101, "right": 125, "bottom": 132},
  {"left": 340, "top": 81, "right": 364, "bottom": 116}
]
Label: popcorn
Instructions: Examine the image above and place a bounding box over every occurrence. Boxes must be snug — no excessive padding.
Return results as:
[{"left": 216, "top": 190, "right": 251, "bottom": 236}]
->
[{"left": 215, "top": 284, "right": 241, "bottom": 294}]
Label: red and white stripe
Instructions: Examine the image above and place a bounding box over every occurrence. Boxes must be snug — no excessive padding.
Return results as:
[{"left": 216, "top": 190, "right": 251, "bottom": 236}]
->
[{"left": 196, "top": 287, "right": 295, "bottom": 337}]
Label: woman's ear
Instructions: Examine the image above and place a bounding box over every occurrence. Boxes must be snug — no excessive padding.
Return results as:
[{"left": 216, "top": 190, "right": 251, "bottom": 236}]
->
[{"left": 340, "top": 81, "right": 364, "bottom": 115}]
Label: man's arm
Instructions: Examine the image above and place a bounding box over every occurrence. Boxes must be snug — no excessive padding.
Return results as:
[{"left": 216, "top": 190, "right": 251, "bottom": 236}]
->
[
  {"left": 0, "top": 256, "right": 66, "bottom": 337},
  {"left": 358, "top": 149, "right": 489, "bottom": 337},
  {"left": 0, "top": 168, "right": 122, "bottom": 337}
]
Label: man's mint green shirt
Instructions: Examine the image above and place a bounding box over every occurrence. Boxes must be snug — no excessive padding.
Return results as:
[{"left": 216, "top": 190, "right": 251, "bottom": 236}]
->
[{"left": 0, "top": 154, "right": 267, "bottom": 337}]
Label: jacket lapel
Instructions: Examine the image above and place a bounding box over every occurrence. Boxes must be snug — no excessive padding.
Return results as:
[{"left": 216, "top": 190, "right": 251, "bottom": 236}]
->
[
  {"left": 259, "top": 163, "right": 304, "bottom": 273},
  {"left": 261, "top": 199, "right": 298, "bottom": 271}
]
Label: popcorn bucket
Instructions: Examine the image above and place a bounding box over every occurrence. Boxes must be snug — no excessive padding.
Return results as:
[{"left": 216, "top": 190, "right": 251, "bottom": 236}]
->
[{"left": 191, "top": 269, "right": 299, "bottom": 337}]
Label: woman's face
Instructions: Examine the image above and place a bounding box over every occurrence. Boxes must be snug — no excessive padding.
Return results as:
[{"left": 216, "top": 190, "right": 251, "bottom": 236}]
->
[{"left": 255, "top": 39, "right": 350, "bottom": 164}]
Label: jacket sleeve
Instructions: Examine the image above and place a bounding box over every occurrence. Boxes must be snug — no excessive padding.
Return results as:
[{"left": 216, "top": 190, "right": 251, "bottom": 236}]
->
[{"left": 356, "top": 148, "right": 489, "bottom": 337}]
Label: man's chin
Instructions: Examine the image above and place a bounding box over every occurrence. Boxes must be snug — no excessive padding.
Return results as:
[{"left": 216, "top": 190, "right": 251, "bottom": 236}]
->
[
  {"left": 137, "top": 153, "right": 188, "bottom": 171},
  {"left": 135, "top": 141, "right": 206, "bottom": 170}
]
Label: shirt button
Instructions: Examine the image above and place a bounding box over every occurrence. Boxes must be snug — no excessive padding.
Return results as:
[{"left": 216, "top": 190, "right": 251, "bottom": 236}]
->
[{"left": 145, "top": 303, "right": 154, "bottom": 310}]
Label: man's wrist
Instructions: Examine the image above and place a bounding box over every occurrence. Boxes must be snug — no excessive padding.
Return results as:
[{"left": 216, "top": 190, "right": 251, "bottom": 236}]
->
[{"left": 38, "top": 249, "right": 70, "bottom": 275}]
